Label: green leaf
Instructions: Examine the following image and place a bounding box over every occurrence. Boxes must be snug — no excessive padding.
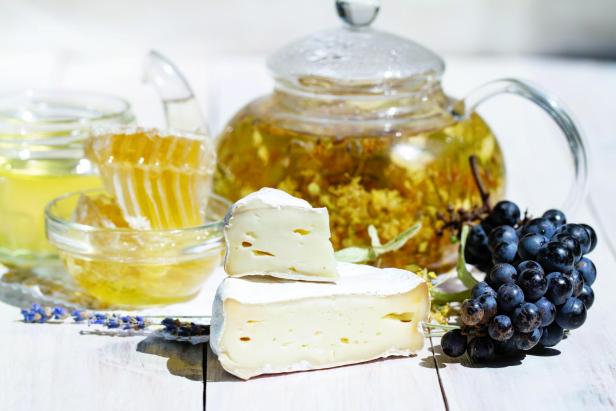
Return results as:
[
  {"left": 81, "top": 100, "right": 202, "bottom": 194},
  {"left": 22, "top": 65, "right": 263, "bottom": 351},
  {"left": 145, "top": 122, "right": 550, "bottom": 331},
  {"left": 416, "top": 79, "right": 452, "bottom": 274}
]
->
[
  {"left": 367, "top": 225, "right": 382, "bottom": 247},
  {"left": 333, "top": 247, "right": 376, "bottom": 264},
  {"left": 430, "top": 287, "right": 471, "bottom": 304},
  {"left": 456, "top": 224, "right": 480, "bottom": 289},
  {"left": 335, "top": 223, "right": 421, "bottom": 264}
]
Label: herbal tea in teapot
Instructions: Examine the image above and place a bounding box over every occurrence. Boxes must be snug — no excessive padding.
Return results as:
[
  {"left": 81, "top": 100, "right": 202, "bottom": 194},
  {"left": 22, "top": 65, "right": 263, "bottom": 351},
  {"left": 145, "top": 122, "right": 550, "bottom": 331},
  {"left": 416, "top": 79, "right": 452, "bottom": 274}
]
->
[
  {"left": 216, "top": 99, "right": 505, "bottom": 270},
  {"left": 213, "top": 0, "right": 586, "bottom": 270}
]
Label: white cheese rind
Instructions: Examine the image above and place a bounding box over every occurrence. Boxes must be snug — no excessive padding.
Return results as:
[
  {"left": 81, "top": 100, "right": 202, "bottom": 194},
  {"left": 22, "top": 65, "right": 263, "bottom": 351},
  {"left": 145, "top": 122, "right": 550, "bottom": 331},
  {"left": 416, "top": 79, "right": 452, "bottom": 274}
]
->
[
  {"left": 223, "top": 188, "right": 338, "bottom": 282},
  {"left": 210, "top": 262, "right": 430, "bottom": 380}
]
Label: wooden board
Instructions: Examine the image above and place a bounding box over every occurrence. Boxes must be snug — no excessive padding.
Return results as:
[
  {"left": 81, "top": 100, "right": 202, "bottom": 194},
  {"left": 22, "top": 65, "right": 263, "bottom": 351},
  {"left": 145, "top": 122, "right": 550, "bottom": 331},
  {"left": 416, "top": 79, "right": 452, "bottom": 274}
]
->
[
  {"left": 1, "top": 53, "right": 616, "bottom": 411},
  {"left": 206, "top": 343, "right": 446, "bottom": 411},
  {"left": 0, "top": 305, "right": 205, "bottom": 410}
]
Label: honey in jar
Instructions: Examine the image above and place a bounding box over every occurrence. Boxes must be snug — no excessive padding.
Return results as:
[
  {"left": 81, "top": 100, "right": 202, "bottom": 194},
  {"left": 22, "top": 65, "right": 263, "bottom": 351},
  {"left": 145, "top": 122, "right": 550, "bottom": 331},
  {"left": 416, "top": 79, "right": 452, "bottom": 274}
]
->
[{"left": 0, "top": 91, "right": 134, "bottom": 267}]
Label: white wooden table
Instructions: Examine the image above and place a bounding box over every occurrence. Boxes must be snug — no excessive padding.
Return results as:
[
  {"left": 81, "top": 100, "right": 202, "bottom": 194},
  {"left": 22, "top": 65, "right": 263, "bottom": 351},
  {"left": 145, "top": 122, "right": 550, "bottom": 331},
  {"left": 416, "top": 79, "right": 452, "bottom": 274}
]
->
[{"left": 1, "top": 54, "right": 616, "bottom": 410}]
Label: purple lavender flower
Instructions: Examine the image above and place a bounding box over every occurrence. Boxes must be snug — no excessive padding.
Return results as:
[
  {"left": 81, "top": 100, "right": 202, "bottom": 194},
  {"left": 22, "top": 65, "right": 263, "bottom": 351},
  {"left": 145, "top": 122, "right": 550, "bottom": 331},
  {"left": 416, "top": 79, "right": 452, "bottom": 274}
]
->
[
  {"left": 107, "top": 318, "right": 120, "bottom": 329},
  {"left": 21, "top": 309, "right": 35, "bottom": 323},
  {"left": 91, "top": 313, "right": 108, "bottom": 325},
  {"left": 72, "top": 309, "right": 84, "bottom": 322},
  {"left": 51, "top": 306, "right": 67, "bottom": 320}
]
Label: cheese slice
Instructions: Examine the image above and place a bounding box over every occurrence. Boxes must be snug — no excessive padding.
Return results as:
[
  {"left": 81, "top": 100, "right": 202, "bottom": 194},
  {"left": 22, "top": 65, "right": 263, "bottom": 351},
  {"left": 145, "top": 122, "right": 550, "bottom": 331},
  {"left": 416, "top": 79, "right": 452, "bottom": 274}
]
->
[
  {"left": 223, "top": 188, "right": 338, "bottom": 282},
  {"left": 210, "top": 262, "right": 429, "bottom": 380}
]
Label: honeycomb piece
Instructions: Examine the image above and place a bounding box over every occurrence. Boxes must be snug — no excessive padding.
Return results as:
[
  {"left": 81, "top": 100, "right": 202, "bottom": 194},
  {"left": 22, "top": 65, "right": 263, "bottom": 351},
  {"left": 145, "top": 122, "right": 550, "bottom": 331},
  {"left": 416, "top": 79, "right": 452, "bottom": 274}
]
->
[
  {"left": 85, "top": 129, "right": 216, "bottom": 230},
  {"left": 73, "top": 194, "right": 129, "bottom": 228}
]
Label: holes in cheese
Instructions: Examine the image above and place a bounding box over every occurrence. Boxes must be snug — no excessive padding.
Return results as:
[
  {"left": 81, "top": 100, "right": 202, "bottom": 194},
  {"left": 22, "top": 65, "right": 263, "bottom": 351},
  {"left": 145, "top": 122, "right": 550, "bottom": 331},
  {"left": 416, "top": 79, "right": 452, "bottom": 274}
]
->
[
  {"left": 383, "top": 312, "right": 414, "bottom": 323},
  {"left": 253, "top": 250, "right": 275, "bottom": 257},
  {"left": 210, "top": 262, "right": 429, "bottom": 380},
  {"left": 223, "top": 188, "right": 338, "bottom": 281}
]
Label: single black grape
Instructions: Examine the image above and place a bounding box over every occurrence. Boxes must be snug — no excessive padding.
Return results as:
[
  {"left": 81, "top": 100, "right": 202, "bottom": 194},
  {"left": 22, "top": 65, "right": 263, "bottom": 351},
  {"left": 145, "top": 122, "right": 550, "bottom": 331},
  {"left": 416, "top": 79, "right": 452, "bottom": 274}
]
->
[
  {"left": 466, "top": 223, "right": 489, "bottom": 245},
  {"left": 484, "top": 272, "right": 501, "bottom": 290},
  {"left": 477, "top": 293, "right": 498, "bottom": 322},
  {"left": 518, "top": 233, "right": 549, "bottom": 260},
  {"left": 512, "top": 302, "right": 542, "bottom": 332},
  {"left": 467, "top": 337, "right": 495, "bottom": 363},
  {"left": 551, "top": 233, "right": 582, "bottom": 263},
  {"left": 491, "top": 201, "right": 521, "bottom": 226},
  {"left": 576, "top": 257, "right": 596, "bottom": 286},
  {"left": 537, "top": 242, "right": 575, "bottom": 273},
  {"left": 545, "top": 272, "right": 573, "bottom": 305},
  {"left": 534, "top": 297, "right": 556, "bottom": 326},
  {"left": 540, "top": 322, "right": 564, "bottom": 348},
  {"left": 488, "top": 315, "right": 514, "bottom": 341},
  {"left": 441, "top": 329, "right": 468, "bottom": 357},
  {"left": 563, "top": 269, "right": 584, "bottom": 296},
  {"left": 492, "top": 242, "right": 518, "bottom": 264},
  {"left": 481, "top": 216, "right": 498, "bottom": 235},
  {"left": 465, "top": 224, "right": 491, "bottom": 265},
  {"left": 514, "top": 328, "right": 543, "bottom": 351},
  {"left": 471, "top": 281, "right": 497, "bottom": 299},
  {"left": 489, "top": 263, "right": 518, "bottom": 288},
  {"left": 488, "top": 226, "right": 518, "bottom": 251},
  {"left": 517, "top": 268, "right": 547, "bottom": 300},
  {"left": 580, "top": 223, "right": 597, "bottom": 253},
  {"left": 495, "top": 337, "right": 519, "bottom": 357},
  {"left": 557, "top": 224, "right": 591, "bottom": 254},
  {"left": 461, "top": 299, "right": 484, "bottom": 326},
  {"left": 464, "top": 246, "right": 484, "bottom": 266},
  {"left": 497, "top": 283, "right": 525, "bottom": 312},
  {"left": 543, "top": 209, "right": 567, "bottom": 228},
  {"left": 578, "top": 284, "right": 594, "bottom": 309},
  {"left": 517, "top": 260, "right": 543, "bottom": 274},
  {"left": 523, "top": 218, "right": 556, "bottom": 239},
  {"left": 556, "top": 297, "right": 587, "bottom": 329}
]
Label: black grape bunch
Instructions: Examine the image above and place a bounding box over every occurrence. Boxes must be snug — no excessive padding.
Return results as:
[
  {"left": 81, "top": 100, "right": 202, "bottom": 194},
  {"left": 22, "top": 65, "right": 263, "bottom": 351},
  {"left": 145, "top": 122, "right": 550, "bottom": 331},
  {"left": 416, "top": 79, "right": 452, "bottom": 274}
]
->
[{"left": 441, "top": 201, "right": 597, "bottom": 362}]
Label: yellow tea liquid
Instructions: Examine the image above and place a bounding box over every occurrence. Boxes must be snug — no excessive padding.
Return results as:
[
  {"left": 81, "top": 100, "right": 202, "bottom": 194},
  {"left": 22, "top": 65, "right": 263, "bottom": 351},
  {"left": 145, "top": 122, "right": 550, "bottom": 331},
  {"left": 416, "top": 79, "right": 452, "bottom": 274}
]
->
[
  {"left": 215, "top": 99, "right": 506, "bottom": 270},
  {"left": 0, "top": 157, "right": 100, "bottom": 266}
]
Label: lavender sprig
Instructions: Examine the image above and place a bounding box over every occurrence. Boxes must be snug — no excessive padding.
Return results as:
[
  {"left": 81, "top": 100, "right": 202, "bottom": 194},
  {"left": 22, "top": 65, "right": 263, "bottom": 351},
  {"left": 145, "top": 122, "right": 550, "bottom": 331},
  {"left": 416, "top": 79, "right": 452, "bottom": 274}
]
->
[
  {"left": 19, "top": 304, "right": 210, "bottom": 342},
  {"left": 20, "top": 304, "right": 69, "bottom": 323}
]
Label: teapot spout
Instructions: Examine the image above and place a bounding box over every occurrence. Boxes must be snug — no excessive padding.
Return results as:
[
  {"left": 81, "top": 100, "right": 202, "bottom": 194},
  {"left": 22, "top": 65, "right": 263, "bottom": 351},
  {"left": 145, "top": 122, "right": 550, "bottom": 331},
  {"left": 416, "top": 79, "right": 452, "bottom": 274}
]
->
[{"left": 143, "top": 50, "right": 206, "bottom": 131}]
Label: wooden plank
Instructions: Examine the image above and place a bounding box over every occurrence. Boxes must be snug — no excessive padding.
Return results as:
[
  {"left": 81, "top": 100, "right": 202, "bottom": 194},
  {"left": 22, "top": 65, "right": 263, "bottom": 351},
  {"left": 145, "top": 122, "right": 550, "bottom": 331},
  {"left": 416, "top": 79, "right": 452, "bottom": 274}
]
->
[
  {"left": 206, "top": 343, "right": 445, "bottom": 411},
  {"left": 0, "top": 304, "right": 204, "bottom": 411},
  {"left": 3, "top": 53, "right": 616, "bottom": 411},
  {"left": 432, "top": 205, "right": 616, "bottom": 411}
]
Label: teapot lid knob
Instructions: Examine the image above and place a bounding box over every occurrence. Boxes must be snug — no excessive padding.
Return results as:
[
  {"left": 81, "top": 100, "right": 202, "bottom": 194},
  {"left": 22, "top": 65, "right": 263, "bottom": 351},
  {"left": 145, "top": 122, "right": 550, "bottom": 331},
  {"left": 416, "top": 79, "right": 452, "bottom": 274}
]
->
[{"left": 336, "top": 0, "right": 380, "bottom": 28}]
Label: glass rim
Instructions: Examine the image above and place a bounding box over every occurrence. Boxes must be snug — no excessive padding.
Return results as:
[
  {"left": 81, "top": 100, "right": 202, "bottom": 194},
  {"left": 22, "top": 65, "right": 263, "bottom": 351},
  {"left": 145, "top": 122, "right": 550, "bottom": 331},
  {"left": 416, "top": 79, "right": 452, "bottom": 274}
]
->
[
  {"left": 88, "top": 125, "right": 211, "bottom": 141},
  {"left": 45, "top": 188, "right": 230, "bottom": 235},
  {"left": 0, "top": 89, "right": 135, "bottom": 145},
  {"left": 0, "top": 89, "right": 133, "bottom": 124}
]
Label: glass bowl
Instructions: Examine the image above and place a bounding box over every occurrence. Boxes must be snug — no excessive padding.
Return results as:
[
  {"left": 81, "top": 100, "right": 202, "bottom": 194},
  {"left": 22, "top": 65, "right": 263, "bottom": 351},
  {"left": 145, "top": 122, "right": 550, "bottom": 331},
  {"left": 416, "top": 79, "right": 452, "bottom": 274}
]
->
[{"left": 45, "top": 189, "right": 229, "bottom": 308}]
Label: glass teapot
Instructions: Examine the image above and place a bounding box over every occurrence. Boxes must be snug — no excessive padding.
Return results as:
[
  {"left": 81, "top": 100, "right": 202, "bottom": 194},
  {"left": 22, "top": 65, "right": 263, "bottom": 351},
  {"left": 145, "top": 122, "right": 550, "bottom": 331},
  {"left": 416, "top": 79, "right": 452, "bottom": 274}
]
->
[{"left": 210, "top": 1, "right": 587, "bottom": 271}]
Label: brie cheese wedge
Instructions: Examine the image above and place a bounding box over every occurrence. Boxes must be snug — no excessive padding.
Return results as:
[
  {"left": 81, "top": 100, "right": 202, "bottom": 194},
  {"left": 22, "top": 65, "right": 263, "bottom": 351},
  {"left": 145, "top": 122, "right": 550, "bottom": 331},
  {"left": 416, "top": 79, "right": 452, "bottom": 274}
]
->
[
  {"left": 210, "top": 262, "right": 429, "bottom": 380},
  {"left": 223, "top": 188, "right": 338, "bottom": 282}
]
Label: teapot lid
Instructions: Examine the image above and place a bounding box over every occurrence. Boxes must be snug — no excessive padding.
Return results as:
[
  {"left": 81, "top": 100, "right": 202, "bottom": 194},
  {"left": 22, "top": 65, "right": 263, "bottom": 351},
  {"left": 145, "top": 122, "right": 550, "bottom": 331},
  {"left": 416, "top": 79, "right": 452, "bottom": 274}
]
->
[{"left": 267, "top": 0, "right": 445, "bottom": 90}]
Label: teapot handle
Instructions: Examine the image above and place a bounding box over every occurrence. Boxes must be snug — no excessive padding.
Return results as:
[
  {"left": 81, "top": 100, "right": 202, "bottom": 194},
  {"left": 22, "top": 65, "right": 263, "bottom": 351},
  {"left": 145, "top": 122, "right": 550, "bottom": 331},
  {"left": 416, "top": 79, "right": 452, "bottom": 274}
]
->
[
  {"left": 456, "top": 78, "right": 588, "bottom": 213},
  {"left": 143, "top": 50, "right": 207, "bottom": 132}
]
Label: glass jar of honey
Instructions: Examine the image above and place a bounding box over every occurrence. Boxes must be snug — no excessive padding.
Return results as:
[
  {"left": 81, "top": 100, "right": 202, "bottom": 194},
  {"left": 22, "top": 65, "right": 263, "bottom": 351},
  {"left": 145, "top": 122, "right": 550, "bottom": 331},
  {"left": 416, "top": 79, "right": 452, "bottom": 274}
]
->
[
  {"left": 214, "top": 0, "right": 587, "bottom": 271},
  {"left": 0, "top": 90, "right": 135, "bottom": 267}
]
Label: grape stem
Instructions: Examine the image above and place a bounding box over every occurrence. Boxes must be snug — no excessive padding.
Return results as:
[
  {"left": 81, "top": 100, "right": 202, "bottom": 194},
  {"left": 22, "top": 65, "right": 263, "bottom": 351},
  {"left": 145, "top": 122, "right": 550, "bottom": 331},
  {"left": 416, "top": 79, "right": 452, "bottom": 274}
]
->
[
  {"left": 435, "top": 155, "right": 492, "bottom": 238},
  {"left": 422, "top": 322, "right": 460, "bottom": 330},
  {"left": 469, "top": 155, "right": 491, "bottom": 209}
]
